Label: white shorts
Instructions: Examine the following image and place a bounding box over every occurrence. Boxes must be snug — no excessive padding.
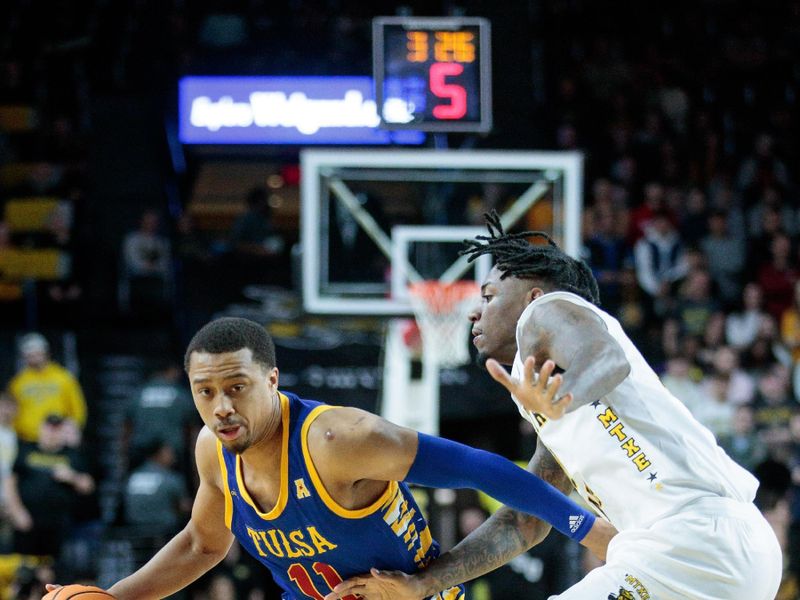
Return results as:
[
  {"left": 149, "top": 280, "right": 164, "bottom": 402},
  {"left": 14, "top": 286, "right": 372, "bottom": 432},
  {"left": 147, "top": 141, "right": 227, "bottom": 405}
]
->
[{"left": 550, "top": 497, "right": 782, "bottom": 600}]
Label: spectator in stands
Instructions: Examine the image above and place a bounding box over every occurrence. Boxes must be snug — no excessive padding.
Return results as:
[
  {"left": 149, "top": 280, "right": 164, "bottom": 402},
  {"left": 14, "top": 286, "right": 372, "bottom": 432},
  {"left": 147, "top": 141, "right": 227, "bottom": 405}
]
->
[
  {"left": 226, "top": 186, "right": 287, "bottom": 289},
  {"left": 583, "top": 205, "right": 633, "bottom": 315},
  {"left": 752, "top": 365, "right": 795, "bottom": 458},
  {"left": 660, "top": 356, "right": 705, "bottom": 414},
  {"left": 757, "top": 233, "right": 798, "bottom": 321},
  {"left": 628, "top": 181, "right": 666, "bottom": 243},
  {"left": 719, "top": 405, "right": 768, "bottom": 472},
  {"left": 737, "top": 133, "right": 791, "bottom": 201},
  {"left": 0, "top": 392, "right": 18, "bottom": 552},
  {"left": 589, "top": 178, "right": 627, "bottom": 214},
  {"left": 701, "top": 210, "right": 745, "bottom": 306},
  {"left": 634, "top": 209, "right": 688, "bottom": 319},
  {"left": 8, "top": 564, "right": 54, "bottom": 600},
  {"left": 702, "top": 311, "right": 728, "bottom": 355},
  {"left": 659, "top": 317, "right": 682, "bottom": 359},
  {"left": 692, "top": 372, "right": 735, "bottom": 440},
  {"left": 673, "top": 268, "right": 720, "bottom": 337},
  {"left": 744, "top": 315, "right": 793, "bottom": 378},
  {"left": 679, "top": 187, "right": 709, "bottom": 243},
  {"left": 123, "top": 209, "right": 171, "bottom": 275},
  {"left": 123, "top": 363, "right": 197, "bottom": 471},
  {"left": 727, "top": 282, "right": 769, "bottom": 350},
  {"left": 780, "top": 280, "right": 800, "bottom": 368},
  {"left": 8, "top": 333, "right": 86, "bottom": 444},
  {"left": 3, "top": 415, "right": 94, "bottom": 559},
  {"left": 120, "top": 209, "right": 172, "bottom": 315},
  {"left": 747, "top": 186, "right": 797, "bottom": 238},
  {"left": 229, "top": 187, "right": 284, "bottom": 260},
  {"left": 788, "top": 410, "right": 800, "bottom": 587},
  {"left": 709, "top": 178, "right": 747, "bottom": 236},
  {"left": 704, "top": 345, "right": 755, "bottom": 407},
  {"left": 747, "top": 205, "right": 785, "bottom": 274},
  {"left": 123, "top": 439, "right": 190, "bottom": 538},
  {"left": 0, "top": 392, "right": 18, "bottom": 482}
]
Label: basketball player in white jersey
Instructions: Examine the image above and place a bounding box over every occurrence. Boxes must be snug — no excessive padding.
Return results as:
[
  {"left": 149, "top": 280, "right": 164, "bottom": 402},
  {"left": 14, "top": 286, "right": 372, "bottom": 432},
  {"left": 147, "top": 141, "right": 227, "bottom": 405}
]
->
[{"left": 325, "top": 211, "right": 782, "bottom": 600}]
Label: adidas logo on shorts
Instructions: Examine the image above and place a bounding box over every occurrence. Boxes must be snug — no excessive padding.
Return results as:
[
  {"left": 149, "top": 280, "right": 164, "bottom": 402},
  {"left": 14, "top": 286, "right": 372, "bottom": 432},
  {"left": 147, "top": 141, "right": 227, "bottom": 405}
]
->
[{"left": 569, "top": 515, "right": 585, "bottom": 533}]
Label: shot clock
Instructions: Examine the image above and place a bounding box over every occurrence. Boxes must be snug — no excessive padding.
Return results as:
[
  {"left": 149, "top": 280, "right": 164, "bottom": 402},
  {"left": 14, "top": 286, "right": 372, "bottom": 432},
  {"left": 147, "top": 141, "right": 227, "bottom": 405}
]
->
[{"left": 372, "top": 16, "right": 491, "bottom": 132}]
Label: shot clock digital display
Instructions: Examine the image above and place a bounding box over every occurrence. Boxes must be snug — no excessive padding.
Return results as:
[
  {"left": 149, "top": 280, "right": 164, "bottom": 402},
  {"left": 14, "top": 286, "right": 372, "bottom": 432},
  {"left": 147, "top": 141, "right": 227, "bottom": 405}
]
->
[{"left": 373, "top": 16, "right": 491, "bottom": 132}]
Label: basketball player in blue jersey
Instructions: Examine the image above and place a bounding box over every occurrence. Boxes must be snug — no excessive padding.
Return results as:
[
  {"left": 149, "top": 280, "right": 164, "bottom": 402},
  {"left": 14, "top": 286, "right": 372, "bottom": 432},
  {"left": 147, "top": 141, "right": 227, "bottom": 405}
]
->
[
  {"left": 47, "top": 316, "right": 614, "bottom": 600},
  {"left": 326, "top": 212, "right": 781, "bottom": 600}
]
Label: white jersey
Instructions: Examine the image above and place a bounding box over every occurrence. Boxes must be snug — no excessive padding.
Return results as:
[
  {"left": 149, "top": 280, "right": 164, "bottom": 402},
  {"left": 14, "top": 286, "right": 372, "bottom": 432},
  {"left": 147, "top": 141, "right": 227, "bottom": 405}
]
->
[{"left": 511, "top": 291, "right": 758, "bottom": 531}]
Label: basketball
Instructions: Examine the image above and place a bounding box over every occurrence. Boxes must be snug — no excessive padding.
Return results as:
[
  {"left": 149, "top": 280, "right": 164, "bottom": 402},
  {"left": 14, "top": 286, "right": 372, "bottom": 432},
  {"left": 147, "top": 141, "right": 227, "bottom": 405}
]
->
[{"left": 41, "top": 585, "right": 115, "bottom": 599}]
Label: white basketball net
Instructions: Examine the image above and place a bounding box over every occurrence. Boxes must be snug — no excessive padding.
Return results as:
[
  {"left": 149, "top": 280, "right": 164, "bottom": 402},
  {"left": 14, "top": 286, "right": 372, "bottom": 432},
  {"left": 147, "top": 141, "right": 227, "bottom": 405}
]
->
[{"left": 408, "top": 280, "right": 480, "bottom": 368}]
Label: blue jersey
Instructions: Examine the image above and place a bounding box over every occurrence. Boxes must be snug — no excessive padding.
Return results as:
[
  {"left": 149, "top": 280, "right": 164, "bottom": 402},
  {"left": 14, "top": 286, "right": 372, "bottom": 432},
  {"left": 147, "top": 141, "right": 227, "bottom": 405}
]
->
[{"left": 216, "top": 392, "right": 465, "bottom": 600}]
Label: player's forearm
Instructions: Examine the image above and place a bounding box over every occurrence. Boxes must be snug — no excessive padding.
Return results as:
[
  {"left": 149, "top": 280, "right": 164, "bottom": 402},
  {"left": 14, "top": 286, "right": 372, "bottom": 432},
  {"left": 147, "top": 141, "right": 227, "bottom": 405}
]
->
[
  {"left": 412, "top": 440, "right": 575, "bottom": 595},
  {"left": 108, "top": 526, "right": 229, "bottom": 599},
  {"left": 415, "top": 507, "right": 549, "bottom": 595},
  {"left": 405, "top": 434, "right": 595, "bottom": 540}
]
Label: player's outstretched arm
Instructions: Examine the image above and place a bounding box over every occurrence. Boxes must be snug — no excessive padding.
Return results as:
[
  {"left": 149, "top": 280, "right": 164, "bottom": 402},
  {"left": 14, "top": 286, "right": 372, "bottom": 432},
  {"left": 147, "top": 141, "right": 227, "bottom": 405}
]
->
[
  {"left": 508, "top": 299, "right": 631, "bottom": 417},
  {"left": 323, "top": 436, "right": 611, "bottom": 600},
  {"left": 313, "top": 409, "right": 613, "bottom": 555},
  {"left": 106, "top": 428, "right": 234, "bottom": 599}
]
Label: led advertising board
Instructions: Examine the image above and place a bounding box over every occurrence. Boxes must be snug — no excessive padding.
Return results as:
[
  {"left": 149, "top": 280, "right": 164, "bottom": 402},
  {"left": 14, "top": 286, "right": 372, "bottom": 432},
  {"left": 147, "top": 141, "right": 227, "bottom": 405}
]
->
[{"left": 179, "top": 76, "right": 425, "bottom": 145}]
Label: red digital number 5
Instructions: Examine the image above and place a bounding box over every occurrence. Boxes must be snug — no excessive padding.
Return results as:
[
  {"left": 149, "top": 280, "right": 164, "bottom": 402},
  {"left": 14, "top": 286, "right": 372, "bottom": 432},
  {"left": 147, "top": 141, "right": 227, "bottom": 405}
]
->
[
  {"left": 429, "top": 62, "right": 467, "bottom": 119},
  {"left": 287, "top": 562, "right": 358, "bottom": 600}
]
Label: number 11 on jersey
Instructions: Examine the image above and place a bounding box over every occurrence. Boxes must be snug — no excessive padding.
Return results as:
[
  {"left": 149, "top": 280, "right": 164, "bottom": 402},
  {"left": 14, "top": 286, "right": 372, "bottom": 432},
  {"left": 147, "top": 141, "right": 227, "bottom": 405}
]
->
[{"left": 288, "top": 562, "right": 358, "bottom": 600}]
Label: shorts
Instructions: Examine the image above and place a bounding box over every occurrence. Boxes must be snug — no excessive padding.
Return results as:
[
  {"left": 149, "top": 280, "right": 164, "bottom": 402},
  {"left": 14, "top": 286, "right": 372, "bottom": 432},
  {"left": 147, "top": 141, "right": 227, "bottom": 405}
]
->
[{"left": 550, "top": 496, "right": 782, "bottom": 600}]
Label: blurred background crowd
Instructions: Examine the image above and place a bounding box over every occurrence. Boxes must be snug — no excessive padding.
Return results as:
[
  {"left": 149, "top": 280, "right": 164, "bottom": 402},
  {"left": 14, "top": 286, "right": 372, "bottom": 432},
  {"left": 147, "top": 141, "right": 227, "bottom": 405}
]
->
[{"left": 1, "top": 0, "right": 800, "bottom": 598}]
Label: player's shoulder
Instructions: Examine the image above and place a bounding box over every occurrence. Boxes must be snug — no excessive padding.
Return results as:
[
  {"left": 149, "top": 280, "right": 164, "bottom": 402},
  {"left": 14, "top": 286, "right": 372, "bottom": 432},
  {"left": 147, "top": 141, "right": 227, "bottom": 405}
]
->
[
  {"left": 307, "top": 405, "right": 382, "bottom": 440},
  {"left": 195, "top": 427, "right": 223, "bottom": 486},
  {"left": 195, "top": 427, "right": 220, "bottom": 465},
  {"left": 305, "top": 406, "right": 400, "bottom": 461},
  {"left": 524, "top": 292, "right": 604, "bottom": 327}
]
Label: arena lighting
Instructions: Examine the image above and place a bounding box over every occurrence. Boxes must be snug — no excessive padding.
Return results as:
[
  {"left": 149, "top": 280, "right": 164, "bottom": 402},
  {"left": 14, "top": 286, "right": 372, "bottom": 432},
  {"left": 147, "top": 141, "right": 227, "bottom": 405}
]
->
[{"left": 179, "top": 76, "right": 424, "bottom": 145}]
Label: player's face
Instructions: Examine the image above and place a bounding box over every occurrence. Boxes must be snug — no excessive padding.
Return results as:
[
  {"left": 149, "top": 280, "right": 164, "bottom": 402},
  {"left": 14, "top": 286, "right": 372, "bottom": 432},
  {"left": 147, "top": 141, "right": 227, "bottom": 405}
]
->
[
  {"left": 469, "top": 266, "right": 540, "bottom": 366},
  {"left": 188, "top": 348, "right": 280, "bottom": 454}
]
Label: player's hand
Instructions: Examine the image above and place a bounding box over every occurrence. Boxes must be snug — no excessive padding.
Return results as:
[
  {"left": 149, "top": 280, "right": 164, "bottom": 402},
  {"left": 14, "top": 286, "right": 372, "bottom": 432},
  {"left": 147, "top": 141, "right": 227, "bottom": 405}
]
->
[
  {"left": 581, "top": 518, "right": 618, "bottom": 562},
  {"left": 44, "top": 584, "right": 62, "bottom": 596},
  {"left": 486, "top": 356, "right": 572, "bottom": 420},
  {"left": 323, "top": 568, "right": 425, "bottom": 600}
]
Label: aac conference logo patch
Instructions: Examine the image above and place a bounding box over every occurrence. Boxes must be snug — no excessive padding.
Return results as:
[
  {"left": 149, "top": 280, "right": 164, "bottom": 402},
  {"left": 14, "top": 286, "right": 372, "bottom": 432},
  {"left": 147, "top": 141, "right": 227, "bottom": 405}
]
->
[
  {"left": 607, "top": 588, "right": 634, "bottom": 600},
  {"left": 608, "top": 574, "right": 650, "bottom": 600}
]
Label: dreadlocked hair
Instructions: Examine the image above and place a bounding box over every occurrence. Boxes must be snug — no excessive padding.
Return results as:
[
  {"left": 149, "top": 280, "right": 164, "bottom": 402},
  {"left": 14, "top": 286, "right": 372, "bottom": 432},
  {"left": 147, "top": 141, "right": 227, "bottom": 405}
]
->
[{"left": 461, "top": 210, "right": 601, "bottom": 305}]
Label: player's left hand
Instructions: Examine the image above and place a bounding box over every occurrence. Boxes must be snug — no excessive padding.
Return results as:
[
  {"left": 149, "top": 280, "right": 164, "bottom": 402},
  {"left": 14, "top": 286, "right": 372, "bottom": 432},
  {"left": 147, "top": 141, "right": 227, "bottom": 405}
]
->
[
  {"left": 323, "top": 567, "right": 425, "bottom": 600},
  {"left": 486, "top": 356, "right": 572, "bottom": 420}
]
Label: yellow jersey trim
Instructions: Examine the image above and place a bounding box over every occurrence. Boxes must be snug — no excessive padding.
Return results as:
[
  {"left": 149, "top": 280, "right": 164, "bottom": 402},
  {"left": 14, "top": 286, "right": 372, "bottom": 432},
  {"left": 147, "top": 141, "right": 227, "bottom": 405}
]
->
[
  {"left": 235, "top": 392, "right": 291, "bottom": 521},
  {"left": 215, "top": 439, "right": 233, "bottom": 529},
  {"left": 301, "top": 404, "right": 399, "bottom": 519}
]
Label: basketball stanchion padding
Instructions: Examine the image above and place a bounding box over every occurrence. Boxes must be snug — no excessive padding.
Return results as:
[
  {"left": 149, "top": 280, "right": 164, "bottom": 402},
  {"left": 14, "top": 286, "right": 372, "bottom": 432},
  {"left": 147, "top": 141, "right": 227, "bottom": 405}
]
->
[{"left": 407, "top": 280, "right": 480, "bottom": 368}]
